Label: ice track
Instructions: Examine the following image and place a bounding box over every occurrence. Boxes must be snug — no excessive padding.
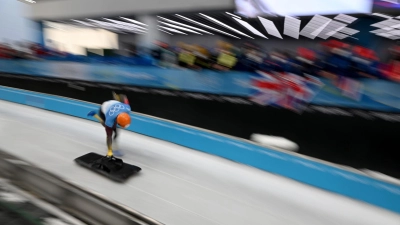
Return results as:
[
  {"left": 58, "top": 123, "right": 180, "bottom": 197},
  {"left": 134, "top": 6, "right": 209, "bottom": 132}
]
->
[{"left": 0, "top": 100, "right": 399, "bottom": 225}]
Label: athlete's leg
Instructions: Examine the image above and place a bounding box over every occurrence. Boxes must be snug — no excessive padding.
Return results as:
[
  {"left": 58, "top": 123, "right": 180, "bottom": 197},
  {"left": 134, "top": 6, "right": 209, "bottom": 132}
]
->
[
  {"left": 111, "top": 127, "right": 124, "bottom": 157},
  {"left": 100, "top": 104, "right": 114, "bottom": 156},
  {"left": 105, "top": 127, "right": 114, "bottom": 157},
  {"left": 113, "top": 127, "right": 118, "bottom": 140}
]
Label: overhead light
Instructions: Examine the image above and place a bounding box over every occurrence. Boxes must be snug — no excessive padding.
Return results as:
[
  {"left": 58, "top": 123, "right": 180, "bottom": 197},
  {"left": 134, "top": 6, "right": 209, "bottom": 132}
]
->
[
  {"left": 334, "top": 14, "right": 357, "bottom": 24},
  {"left": 392, "top": 23, "right": 400, "bottom": 29},
  {"left": 318, "top": 21, "right": 347, "bottom": 39},
  {"left": 371, "top": 19, "right": 400, "bottom": 29},
  {"left": 376, "top": 32, "right": 394, "bottom": 38},
  {"left": 371, "top": 23, "right": 389, "bottom": 29},
  {"left": 347, "top": 36, "right": 359, "bottom": 40},
  {"left": 103, "top": 18, "right": 147, "bottom": 31},
  {"left": 23, "top": 0, "right": 36, "bottom": 3},
  {"left": 158, "top": 29, "right": 174, "bottom": 35},
  {"left": 199, "top": 13, "right": 253, "bottom": 38},
  {"left": 120, "top": 17, "right": 148, "bottom": 26},
  {"left": 388, "top": 30, "right": 400, "bottom": 36},
  {"left": 258, "top": 17, "right": 282, "bottom": 39},
  {"left": 332, "top": 32, "right": 348, "bottom": 40},
  {"left": 284, "top": 16, "right": 300, "bottom": 39},
  {"left": 157, "top": 16, "right": 214, "bottom": 35},
  {"left": 175, "top": 14, "right": 240, "bottom": 39},
  {"left": 372, "top": 13, "right": 393, "bottom": 19},
  {"left": 226, "top": 12, "right": 241, "bottom": 19},
  {"left": 158, "top": 21, "right": 202, "bottom": 34},
  {"left": 300, "top": 15, "right": 331, "bottom": 39},
  {"left": 87, "top": 19, "right": 115, "bottom": 25},
  {"left": 370, "top": 28, "right": 391, "bottom": 34},
  {"left": 86, "top": 19, "right": 146, "bottom": 33},
  {"left": 158, "top": 25, "right": 188, "bottom": 35},
  {"left": 339, "top": 27, "right": 359, "bottom": 35},
  {"left": 232, "top": 17, "right": 267, "bottom": 38},
  {"left": 310, "top": 21, "right": 331, "bottom": 37}
]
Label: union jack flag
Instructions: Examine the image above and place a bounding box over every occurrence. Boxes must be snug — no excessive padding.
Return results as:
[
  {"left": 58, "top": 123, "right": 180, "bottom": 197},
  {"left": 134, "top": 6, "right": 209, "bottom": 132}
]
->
[
  {"left": 336, "top": 77, "right": 363, "bottom": 101},
  {"left": 250, "top": 72, "right": 283, "bottom": 106},
  {"left": 250, "top": 72, "right": 324, "bottom": 111}
]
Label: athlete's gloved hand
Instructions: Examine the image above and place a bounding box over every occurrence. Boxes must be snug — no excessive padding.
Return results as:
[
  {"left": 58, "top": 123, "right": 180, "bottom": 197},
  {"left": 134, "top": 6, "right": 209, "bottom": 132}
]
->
[{"left": 87, "top": 111, "right": 96, "bottom": 117}]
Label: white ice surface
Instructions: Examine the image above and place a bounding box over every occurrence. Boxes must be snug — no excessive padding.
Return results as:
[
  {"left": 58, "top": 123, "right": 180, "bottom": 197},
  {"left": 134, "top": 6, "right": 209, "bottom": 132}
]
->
[{"left": 0, "top": 100, "right": 399, "bottom": 225}]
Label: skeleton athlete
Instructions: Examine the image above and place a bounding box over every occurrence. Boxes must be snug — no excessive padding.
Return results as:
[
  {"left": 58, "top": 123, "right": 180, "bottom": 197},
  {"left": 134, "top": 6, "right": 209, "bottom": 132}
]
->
[{"left": 88, "top": 92, "right": 131, "bottom": 157}]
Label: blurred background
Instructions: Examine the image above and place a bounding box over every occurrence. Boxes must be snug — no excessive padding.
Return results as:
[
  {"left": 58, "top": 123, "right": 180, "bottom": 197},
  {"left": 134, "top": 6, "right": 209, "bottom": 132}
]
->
[{"left": 1, "top": 0, "right": 400, "bottom": 224}]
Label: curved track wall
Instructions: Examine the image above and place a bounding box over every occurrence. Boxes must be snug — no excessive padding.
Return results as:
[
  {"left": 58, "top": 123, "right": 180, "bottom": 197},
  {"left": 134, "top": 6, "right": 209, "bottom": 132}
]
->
[
  {"left": 0, "top": 85, "right": 399, "bottom": 215},
  {"left": 0, "top": 73, "right": 400, "bottom": 180}
]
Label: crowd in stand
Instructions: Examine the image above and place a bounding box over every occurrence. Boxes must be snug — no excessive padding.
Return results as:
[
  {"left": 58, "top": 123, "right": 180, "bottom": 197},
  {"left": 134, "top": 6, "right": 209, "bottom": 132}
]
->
[
  {"left": 0, "top": 42, "right": 66, "bottom": 60},
  {"left": 152, "top": 40, "right": 400, "bottom": 83},
  {"left": 1, "top": 40, "right": 400, "bottom": 83}
]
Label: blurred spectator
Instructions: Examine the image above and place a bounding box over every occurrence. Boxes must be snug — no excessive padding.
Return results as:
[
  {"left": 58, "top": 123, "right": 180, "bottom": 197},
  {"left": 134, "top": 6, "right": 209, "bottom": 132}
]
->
[
  {"left": 380, "top": 46, "right": 400, "bottom": 82},
  {"left": 2, "top": 39, "right": 400, "bottom": 85}
]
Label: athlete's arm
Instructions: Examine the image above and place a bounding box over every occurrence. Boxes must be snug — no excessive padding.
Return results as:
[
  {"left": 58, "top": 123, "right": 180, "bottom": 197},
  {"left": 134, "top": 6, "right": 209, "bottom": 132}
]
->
[
  {"left": 94, "top": 114, "right": 105, "bottom": 125},
  {"left": 88, "top": 111, "right": 105, "bottom": 126},
  {"left": 88, "top": 111, "right": 104, "bottom": 124}
]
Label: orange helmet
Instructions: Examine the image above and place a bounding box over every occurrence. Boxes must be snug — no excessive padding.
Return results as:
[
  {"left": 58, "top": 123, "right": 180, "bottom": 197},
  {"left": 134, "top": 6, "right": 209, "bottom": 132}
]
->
[{"left": 117, "top": 112, "right": 131, "bottom": 128}]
